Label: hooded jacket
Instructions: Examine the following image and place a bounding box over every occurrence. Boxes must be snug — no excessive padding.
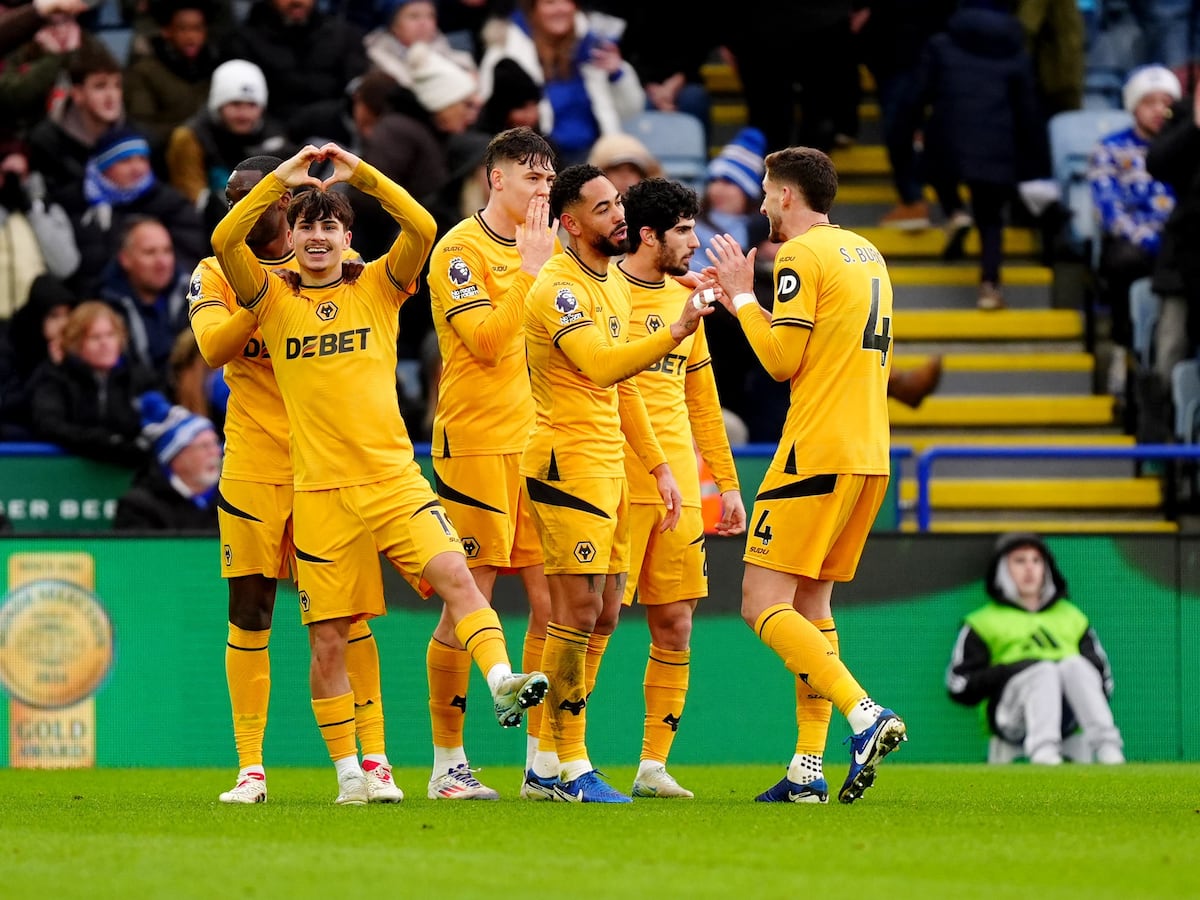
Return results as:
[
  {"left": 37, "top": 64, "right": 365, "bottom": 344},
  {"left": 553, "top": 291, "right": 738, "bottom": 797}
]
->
[{"left": 945, "top": 533, "right": 1114, "bottom": 733}]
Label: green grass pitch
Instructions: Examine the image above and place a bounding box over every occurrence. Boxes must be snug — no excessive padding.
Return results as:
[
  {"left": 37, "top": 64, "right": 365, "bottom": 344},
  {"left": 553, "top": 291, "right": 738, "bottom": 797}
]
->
[{"left": 4, "top": 763, "right": 1195, "bottom": 899}]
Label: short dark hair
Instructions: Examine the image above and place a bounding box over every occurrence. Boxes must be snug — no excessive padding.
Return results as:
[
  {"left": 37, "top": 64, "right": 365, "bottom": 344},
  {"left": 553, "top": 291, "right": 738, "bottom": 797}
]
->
[
  {"left": 286, "top": 189, "right": 354, "bottom": 228},
  {"left": 483, "top": 126, "right": 556, "bottom": 182},
  {"left": 549, "top": 163, "right": 606, "bottom": 221},
  {"left": 149, "top": 0, "right": 213, "bottom": 27},
  {"left": 764, "top": 146, "right": 838, "bottom": 214},
  {"left": 623, "top": 178, "right": 699, "bottom": 252},
  {"left": 66, "top": 43, "right": 121, "bottom": 85},
  {"left": 233, "top": 155, "right": 283, "bottom": 176}
]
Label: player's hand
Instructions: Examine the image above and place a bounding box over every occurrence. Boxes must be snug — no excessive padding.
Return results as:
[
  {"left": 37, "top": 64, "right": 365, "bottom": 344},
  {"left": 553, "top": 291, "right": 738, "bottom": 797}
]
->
[
  {"left": 705, "top": 233, "right": 757, "bottom": 308},
  {"left": 272, "top": 268, "right": 301, "bottom": 293},
  {"left": 516, "top": 194, "right": 557, "bottom": 275},
  {"left": 672, "top": 269, "right": 701, "bottom": 290},
  {"left": 274, "top": 146, "right": 325, "bottom": 191},
  {"left": 319, "top": 142, "right": 361, "bottom": 188},
  {"left": 669, "top": 279, "right": 718, "bottom": 341},
  {"left": 341, "top": 258, "right": 365, "bottom": 284},
  {"left": 714, "top": 490, "right": 747, "bottom": 536},
  {"left": 651, "top": 463, "right": 682, "bottom": 532}
]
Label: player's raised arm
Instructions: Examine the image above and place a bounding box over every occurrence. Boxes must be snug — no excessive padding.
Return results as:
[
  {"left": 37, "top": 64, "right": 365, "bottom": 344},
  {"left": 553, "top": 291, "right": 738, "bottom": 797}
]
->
[
  {"left": 188, "top": 261, "right": 259, "bottom": 366},
  {"left": 706, "top": 233, "right": 807, "bottom": 381},
  {"left": 320, "top": 142, "right": 438, "bottom": 296},
  {"left": 211, "top": 146, "right": 324, "bottom": 309}
]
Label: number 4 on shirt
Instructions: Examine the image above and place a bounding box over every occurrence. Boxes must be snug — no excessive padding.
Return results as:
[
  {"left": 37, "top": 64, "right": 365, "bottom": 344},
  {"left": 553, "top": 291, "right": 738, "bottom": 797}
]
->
[{"left": 861, "top": 277, "right": 891, "bottom": 366}]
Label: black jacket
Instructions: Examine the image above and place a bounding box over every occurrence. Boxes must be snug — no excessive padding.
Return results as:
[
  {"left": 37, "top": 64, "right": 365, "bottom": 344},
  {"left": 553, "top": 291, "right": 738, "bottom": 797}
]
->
[
  {"left": 113, "top": 464, "right": 218, "bottom": 531},
  {"left": 28, "top": 354, "right": 160, "bottom": 467},
  {"left": 918, "top": 6, "right": 1049, "bottom": 185},
  {"left": 1147, "top": 95, "right": 1200, "bottom": 303}
]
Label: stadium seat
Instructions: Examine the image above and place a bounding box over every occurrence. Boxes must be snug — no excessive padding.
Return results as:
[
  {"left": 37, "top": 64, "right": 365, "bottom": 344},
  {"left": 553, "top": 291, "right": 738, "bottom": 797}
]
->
[
  {"left": 1129, "top": 276, "right": 1161, "bottom": 370},
  {"left": 1047, "top": 108, "right": 1134, "bottom": 265},
  {"left": 1171, "top": 358, "right": 1200, "bottom": 443},
  {"left": 622, "top": 110, "right": 709, "bottom": 192}
]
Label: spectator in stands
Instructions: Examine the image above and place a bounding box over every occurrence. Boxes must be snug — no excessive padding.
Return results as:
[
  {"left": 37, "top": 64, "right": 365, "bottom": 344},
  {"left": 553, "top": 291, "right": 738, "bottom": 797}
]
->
[
  {"left": 947, "top": 531, "right": 1125, "bottom": 765},
  {"left": 476, "top": 56, "right": 546, "bottom": 138},
  {"left": 28, "top": 300, "right": 160, "bottom": 467},
  {"left": 123, "top": 0, "right": 220, "bottom": 169},
  {"left": 406, "top": 41, "right": 489, "bottom": 232},
  {"left": 586, "top": 131, "right": 660, "bottom": 196},
  {"left": 56, "top": 125, "right": 206, "bottom": 295},
  {"left": 363, "top": 0, "right": 478, "bottom": 93},
  {"left": 917, "top": 0, "right": 1049, "bottom": 311},
  {"left": 27, "top": 42, "right": 124, "bottom": 196},
  {"left": 1147, "top": 87, "right": 1200, "bottom": 394},
  {"left": 722, "top": 0, "right": 859, "bottom": 153},
  {"left": 689, "top": 127, "right": 771, "bottom": 277},
  {"left": 166, "top": 327, "right": 222, "bottom": 433},
  {"left": 477, "top": 0, "right": 645, "bottom": 165},
  {"left": 0, "top": 0, "right": 87, "bottom": 58},
  {"left": 165, "top": 58, "right": 288, "bottom": 233},
  {"left": 114, "top": 389, "right": 220, "bottom": 530},
  {"left": 1088, "top": 64, "right": 1180, "bottom": 397},
  {"left": 1014, "top": 0, "right": 1085, "bottom": 116},
  {"left": 0, "top": 3, "right": 85, "bottom": 129},
  {"left": 860, "top": 0, "right": 957, "bottom": 230},
  {"left": 0, "top": 133, "right": 80, "bottom": 319},
  {"left": 0, "top": 273, "right": 75, "bottom": 439},
  {"left": 98, "top": 215, "right": 191, "bottom": 383},
  {"left": 219, "top": 0, "right": 367, "bottom": 125},
  {"left": 594, "top": 0, "right": 714, "bottom": 142}
]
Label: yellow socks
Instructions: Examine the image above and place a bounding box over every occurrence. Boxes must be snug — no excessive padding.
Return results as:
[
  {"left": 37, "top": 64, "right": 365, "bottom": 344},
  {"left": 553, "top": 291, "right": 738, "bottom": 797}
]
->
[
  {"left": 794, "top": 617, "right": 837, "bottom": 755},
  {"left": 345, "top": 620, "right": 385, "bottom": 757},
  {"left": 454, "top": 607, "right": 510, "bottom": 678},
  {"left": 225, "top": 624, "right": 270, "bottom": 769},
  {"left": 542, "top": 622, "right": 589, "bottom": 762},
  {"left": 755, "top": 603, "right": 866, "bottom": 718},
  {"left": 642, "top": 644, "right": 689, "bottom": 764},
  {"left": 585, "top": 631, "right": 610, "bottom": 697},
  {"left": 522, "top": 630, "right": 547, "bottom": 747},
  {"left": 427, "top": 637, "right": 471, "bottom": 749},
  {"left": 311, "top": 692, "right": 357, "bottom": 763}
]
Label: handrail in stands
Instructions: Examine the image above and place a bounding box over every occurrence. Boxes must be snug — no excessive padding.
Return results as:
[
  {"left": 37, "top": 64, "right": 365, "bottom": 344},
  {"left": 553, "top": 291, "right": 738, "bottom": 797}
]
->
[{"left": 913, "top": 444, "right": 1200, "bottom": 531}]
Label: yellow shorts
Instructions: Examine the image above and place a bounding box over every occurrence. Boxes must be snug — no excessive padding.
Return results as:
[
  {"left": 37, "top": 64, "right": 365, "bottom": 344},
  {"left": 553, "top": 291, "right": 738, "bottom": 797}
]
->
[
  {"left": 522, "top": 476, "right": 628, "bottom": 576},
  {"left": 217, "top": 477, "right": 294, "bottom": 580},
  {"left": 433, "top": 453, "right": 543, "bottom": 571},
  {"left": 292, "top": 462, "right": 464, "bottom": 625},
  {"left": 622, "top": 504, "right": 707, "bottom": 606},
  {"left": 743, "top": 472, "right": 888, "bottom": 581}
]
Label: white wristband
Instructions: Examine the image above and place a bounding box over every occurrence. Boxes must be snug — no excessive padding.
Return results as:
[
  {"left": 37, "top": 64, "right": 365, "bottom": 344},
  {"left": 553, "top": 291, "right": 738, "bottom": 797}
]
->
[{"left": 732, "top": 292, "right": 757, "bottom": 312}]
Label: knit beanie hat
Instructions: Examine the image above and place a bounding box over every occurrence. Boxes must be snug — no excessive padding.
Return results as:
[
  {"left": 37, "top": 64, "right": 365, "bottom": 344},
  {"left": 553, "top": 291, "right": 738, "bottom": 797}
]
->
[
  {"left": 139, "top": 391, "right": 214, "bottom": 468},
  {"left": 207, "top": 59, "right": 269, "bottom": 117},
  {"left": 1122, "top": 64, "right": 1181, "bottom": 113},
  {"left": 407, "top": 42, "right": 478, "bottom": 113},
  {"left": 90, "top": 126, "right": 151, "bottom": 171},
  {"left": 707, "top": 127, "right": 767, "bottom": 200}
]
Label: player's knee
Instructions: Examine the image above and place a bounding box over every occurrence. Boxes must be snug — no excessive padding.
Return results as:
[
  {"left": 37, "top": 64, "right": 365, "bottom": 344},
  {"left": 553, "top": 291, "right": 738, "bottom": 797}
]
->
[{"left": 228, "top": 575, "right": 276, "bottom": 629}]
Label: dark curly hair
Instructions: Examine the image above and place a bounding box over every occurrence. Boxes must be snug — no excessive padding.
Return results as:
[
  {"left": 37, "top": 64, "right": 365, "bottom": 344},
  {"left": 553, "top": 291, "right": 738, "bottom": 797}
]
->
[{"left": 623, "top": 178, "right": 700, "bottom": 253}]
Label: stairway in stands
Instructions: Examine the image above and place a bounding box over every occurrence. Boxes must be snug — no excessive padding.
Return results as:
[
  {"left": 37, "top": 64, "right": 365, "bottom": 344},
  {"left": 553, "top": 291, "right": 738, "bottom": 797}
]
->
[{"left": 701, "top": 61, "right": 1172, "bottom": 533}]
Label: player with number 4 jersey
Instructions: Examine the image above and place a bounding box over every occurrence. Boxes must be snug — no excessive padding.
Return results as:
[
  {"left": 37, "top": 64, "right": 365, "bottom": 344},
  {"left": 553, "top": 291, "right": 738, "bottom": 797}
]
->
[{"left": 704, "top": 146, "right": 906, "bottom": 808}]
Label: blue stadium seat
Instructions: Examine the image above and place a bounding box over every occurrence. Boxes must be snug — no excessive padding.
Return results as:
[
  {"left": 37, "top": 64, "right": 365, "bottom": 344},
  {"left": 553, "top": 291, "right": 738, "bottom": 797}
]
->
[
  {"left": 1171, "top": 358, "right": 1200, "bottom": 443},
  {"left": 1047, "top": 108, "right": 1134, "bottom": 266},
  {"left": 622, "top": 110, "right": 709, "bottom": 193},
  {"left": 1129, "top": 276, "right": 1161, "bottom": 370}
]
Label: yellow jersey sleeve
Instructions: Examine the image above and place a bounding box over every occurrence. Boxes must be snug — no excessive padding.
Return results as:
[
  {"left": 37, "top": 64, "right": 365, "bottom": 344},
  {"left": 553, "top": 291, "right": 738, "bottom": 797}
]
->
[{"left": 684, "top": 324, "right": 739, "bottom": 496}]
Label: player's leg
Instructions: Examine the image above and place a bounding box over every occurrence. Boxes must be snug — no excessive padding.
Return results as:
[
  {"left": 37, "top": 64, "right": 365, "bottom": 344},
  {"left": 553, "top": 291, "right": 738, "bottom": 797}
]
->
[
  {"left": 344, "top": 618, "right": 402, "bottom": 802},
  {"left": 217, "top": 478, "right": 290, "bottom": 804},
  {"left": 425, "top": 565, "right": 501, "bottom": 800},
  {"left": 308, "top": 615, "right": 368, "bottom": 805},
  {"left": 518, "top": 563, "right": 552, "bottom": 772}
]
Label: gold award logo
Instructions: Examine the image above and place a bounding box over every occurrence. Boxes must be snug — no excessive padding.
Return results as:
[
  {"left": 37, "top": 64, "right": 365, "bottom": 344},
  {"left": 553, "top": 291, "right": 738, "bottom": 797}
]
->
[{"left": 0, "top": 579, "right": 113, "bottom": 710}]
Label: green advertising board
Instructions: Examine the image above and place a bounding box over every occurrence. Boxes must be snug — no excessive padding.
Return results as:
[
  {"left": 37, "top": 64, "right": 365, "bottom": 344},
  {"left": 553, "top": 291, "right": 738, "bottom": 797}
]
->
[{"left": 0, "top": 534, "right": 1194, "bottom": 769}]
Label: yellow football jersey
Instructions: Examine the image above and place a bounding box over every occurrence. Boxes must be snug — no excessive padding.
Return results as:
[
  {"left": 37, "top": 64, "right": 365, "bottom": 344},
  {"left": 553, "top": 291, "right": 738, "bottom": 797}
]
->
[
  {"left": 211, "top": 166, "right": 437, "bottom": 490},
  {"left": 189, "top": 251, "right": 295, "bottom": 483},
  {"left": 617, "top": 264, "right": 739, "bottom": 507},
  {"left": 427, "top": 213, "right": 560, "bottom": 458},
  {"left": 521, "top": 248, "right": 677, "bottom": 481},
  {"left": 738, "top": 223, "right": 892, "bottom": 476}
]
